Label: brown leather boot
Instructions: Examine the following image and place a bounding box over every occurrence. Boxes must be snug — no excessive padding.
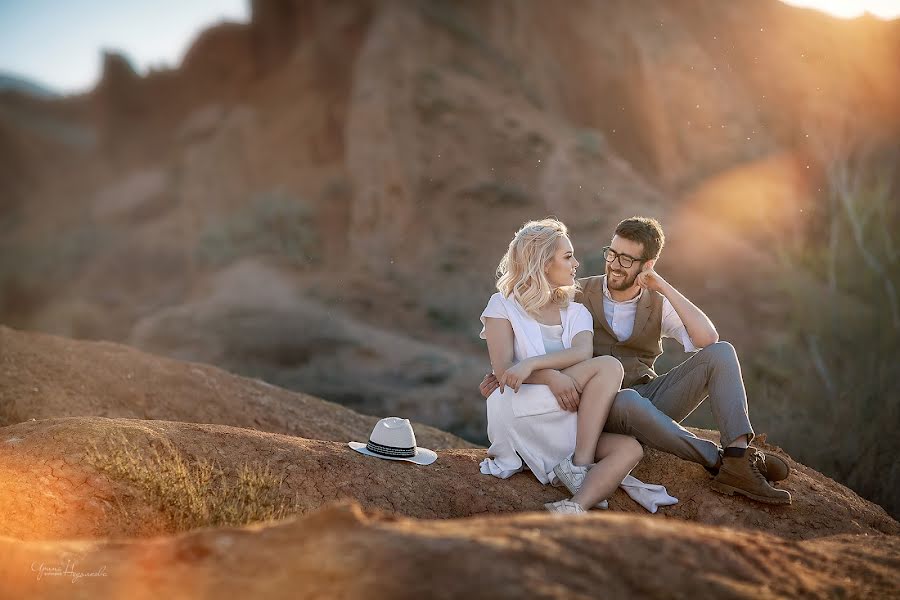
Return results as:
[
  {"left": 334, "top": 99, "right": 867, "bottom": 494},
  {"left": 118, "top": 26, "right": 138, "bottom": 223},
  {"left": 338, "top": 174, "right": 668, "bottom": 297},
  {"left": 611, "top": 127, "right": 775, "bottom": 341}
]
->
[
  {"left": 705, "top": 447, "right": 790, "bottom": 482},
  {"left": 711, "top": 447, "right": 792, "bottom": 505},
  {"left": 751, "top": 447, "right": 790, "bottom": 482}
]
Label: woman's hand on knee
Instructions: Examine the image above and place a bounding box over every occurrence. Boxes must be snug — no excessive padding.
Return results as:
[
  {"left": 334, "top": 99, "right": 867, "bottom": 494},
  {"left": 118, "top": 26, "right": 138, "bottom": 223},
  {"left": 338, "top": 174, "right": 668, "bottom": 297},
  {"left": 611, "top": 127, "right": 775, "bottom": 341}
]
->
[{"left": 546, "top": 371, "right": 580, "bottom": 412}]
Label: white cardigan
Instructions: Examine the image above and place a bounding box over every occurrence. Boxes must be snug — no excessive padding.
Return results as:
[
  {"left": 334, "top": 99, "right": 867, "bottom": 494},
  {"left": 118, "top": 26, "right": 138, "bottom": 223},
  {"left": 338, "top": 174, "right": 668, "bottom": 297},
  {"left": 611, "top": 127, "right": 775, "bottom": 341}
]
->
[
  {"left": 479, "top": 292, "right": 677, "bottom": 513},
  {"left": 479, "top": 292, "right": 595, "bottom": 418}
]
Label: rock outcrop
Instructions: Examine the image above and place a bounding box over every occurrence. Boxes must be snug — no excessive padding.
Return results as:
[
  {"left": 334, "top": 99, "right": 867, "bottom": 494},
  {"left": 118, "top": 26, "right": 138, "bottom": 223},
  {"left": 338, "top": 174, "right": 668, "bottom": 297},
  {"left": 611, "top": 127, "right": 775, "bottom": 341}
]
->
[
  {"left": 2, "top": 2, "right": 900, "bottom": 573},
  {"left": 1, "top": 416, "right": 895, "bottom": 541},
  {"left": 2, "top": 501, "right": 898, "bottom": 599},
  {"left": 0, "top": 325, "right": 898, "bottom": 598},
  {"left": 2, "top": 0, "right": 897, "bottom": 453},
  {"left": 0, "top": 324, "right": 471, "bottom": 450}
]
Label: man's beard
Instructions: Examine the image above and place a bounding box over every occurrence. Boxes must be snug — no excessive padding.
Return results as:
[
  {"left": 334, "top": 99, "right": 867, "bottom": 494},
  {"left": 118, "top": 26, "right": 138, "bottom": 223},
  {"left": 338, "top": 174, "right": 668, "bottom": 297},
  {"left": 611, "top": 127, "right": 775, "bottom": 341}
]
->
[{"left": 606, "top": 265, "right": 638, "bottom": 290}]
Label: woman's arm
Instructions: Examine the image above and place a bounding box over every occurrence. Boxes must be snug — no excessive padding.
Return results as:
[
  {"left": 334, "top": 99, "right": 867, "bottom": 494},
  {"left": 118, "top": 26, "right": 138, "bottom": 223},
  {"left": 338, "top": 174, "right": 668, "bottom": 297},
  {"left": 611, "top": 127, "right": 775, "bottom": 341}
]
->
[
  {"left": 499, "top": 331, "right": 593, "bottom": 392},
  {"left": 527, "top": 331, "right": 593, "bottom": 371},
  {"left": 483, "top": 317, "right": 516, "bottom": 388}
]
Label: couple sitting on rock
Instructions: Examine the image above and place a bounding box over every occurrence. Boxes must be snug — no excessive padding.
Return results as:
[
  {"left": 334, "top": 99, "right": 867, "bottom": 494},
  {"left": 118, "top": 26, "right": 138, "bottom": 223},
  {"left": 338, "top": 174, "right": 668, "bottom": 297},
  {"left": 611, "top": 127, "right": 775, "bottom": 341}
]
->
[{"left": 478, "top": 216, "right": 791, "bottom": 515}]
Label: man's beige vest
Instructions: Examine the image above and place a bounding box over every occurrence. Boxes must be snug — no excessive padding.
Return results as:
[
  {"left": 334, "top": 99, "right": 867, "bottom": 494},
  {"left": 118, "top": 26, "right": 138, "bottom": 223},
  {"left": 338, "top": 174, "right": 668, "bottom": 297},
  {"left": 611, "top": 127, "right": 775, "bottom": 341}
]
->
[{"left": 574, "top": 275, "right": 665, "bottom": 388}]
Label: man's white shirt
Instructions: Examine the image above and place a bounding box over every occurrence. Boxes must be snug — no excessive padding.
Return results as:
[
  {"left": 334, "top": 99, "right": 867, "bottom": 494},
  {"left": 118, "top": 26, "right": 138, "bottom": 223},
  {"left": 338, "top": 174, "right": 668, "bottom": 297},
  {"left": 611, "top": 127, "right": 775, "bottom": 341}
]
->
[{"left": 601, "top": 278, "right": 700, "bottom": 353}]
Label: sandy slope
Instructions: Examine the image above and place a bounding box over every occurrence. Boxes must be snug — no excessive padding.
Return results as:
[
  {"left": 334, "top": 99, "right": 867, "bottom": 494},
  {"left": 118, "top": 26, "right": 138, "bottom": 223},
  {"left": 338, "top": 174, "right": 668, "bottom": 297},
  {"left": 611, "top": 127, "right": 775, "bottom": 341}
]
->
[
  {"left": 0, "top": 416, "right": 895, "bottom": 542},
  {"left": 0, "top": 324, "right": 471, "bottom": 450},
  {"left": 2, "top": 502, "right": 898, "bottom": 599}
]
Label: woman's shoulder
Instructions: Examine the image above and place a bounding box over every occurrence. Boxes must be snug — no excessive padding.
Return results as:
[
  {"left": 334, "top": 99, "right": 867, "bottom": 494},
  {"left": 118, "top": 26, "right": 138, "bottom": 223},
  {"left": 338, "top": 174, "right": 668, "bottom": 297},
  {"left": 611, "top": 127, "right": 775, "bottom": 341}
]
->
[
  {"left": 566, "top": 300, "right": 594, "bottom": 321},
  {"left": 482, "top": 292, "right": 510, "bottom": 317},
  {"left": 485, "top": 291, "right": 507, "bottom": 306}
]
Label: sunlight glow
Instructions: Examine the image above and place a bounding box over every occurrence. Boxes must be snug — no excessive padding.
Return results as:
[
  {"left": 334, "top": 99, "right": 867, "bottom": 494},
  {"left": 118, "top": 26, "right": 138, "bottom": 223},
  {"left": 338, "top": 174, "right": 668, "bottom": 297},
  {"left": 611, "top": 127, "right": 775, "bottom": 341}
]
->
[{"left": 780, "top": 0, "right": 900, "bottom": 19}]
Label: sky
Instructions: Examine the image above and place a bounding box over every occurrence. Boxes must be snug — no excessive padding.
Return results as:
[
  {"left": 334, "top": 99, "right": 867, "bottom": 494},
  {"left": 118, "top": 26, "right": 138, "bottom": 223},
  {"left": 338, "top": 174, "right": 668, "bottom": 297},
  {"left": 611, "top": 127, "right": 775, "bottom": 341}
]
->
[
  {"left": 0, "top": 0, "right": 898, "bottom": 95},
  {"left": 0, "top": 0, "right": 250, "bottom": 94}
]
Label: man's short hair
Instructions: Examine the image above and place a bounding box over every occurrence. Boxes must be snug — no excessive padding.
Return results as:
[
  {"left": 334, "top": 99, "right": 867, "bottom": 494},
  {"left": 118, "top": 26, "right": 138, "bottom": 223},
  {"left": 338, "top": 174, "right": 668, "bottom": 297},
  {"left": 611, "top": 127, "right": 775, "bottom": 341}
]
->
[{"left": 614, "top": 217, "right": 665, "bottom": 260}]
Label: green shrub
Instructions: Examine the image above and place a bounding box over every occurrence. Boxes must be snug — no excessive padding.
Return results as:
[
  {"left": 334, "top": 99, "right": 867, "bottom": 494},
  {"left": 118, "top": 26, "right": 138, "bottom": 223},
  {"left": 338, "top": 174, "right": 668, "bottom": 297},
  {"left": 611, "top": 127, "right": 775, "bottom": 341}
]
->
[
  {"left": 427, "top": 305, "right": 468, "bottom": 331},
  {"left": 418, "top": 0, "right": 489, "bottom": 51},
  {"left": 575, "top": 129, "right": 606, "bottom": 158},
  {"left": 417, "top": 0, "right": 542, "bottom": 108},
  {"left": 196, "top": 191, "right": 317, "bottom": 266},
  {"left": 0, "top": 220, "right": 115, "bottom": 315},
  {"left": 462, "top": 180, "right": 532, "bottom": 206},
  {"left": 751, "top": 143, "right": 899, "bottom": 517},
  {"left": 414, "top": 67, "right": 454, "bottom": 123},
  {"left": 577, "top": 248, "right": 608, "bottom": 281}
]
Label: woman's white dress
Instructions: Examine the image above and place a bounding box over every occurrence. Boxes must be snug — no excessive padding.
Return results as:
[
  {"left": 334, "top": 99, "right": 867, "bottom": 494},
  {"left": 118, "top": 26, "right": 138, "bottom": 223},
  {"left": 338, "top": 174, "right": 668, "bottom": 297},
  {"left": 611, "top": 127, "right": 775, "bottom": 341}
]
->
[
  {"left": 478, "top": 292, "right": 678, "bottom": 513},
  {"left": 479, "top": 293, "right": 590, "bottom": 484}
]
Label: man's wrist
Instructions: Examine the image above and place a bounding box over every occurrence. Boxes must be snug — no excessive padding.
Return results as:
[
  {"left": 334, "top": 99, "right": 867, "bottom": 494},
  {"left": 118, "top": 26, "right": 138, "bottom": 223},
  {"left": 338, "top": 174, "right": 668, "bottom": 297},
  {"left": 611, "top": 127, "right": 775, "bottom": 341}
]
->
[{"left": 657, "top": 278, "right": 675, "bottom": 297}]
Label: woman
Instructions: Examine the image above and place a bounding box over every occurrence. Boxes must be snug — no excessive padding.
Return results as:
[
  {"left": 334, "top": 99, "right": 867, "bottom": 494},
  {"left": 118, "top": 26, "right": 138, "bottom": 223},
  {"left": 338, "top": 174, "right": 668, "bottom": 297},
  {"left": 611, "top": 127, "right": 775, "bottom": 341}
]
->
[{"left": 479, "top": 218, "right": 644, "bottom": 514}]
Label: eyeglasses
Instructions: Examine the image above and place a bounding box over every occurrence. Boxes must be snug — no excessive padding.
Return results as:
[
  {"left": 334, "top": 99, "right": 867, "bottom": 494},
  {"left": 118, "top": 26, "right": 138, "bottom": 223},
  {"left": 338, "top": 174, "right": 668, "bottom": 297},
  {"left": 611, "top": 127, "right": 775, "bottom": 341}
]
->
[{"left": 602, "top": 246, "right": 646, "bottom": 269}]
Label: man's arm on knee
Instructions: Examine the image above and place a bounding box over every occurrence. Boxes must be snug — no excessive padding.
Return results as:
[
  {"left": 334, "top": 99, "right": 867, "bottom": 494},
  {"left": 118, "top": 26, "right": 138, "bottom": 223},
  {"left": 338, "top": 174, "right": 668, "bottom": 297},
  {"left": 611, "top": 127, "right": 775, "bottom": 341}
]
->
[
  {"left": 661, "top": 283, "right": 719, "bottom": 348},
  {"left": 640, "top": 266, "right": 719, "bottom": 349}
]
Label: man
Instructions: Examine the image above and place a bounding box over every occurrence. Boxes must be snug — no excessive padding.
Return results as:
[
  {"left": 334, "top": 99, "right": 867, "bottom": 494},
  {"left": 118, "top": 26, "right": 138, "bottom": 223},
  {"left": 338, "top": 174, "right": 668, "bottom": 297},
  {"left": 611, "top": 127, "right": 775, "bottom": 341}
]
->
[{"left": 479, "top": 216, "right": 791, "bottom": 505}]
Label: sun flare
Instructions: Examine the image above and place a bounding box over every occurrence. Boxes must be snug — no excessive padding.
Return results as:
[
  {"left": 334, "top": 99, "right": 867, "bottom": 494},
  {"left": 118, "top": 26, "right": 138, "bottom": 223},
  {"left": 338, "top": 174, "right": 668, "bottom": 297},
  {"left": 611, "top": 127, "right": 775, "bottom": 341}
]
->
[{"left": 780, "top": 0, "right": 900, "bottom": 19}]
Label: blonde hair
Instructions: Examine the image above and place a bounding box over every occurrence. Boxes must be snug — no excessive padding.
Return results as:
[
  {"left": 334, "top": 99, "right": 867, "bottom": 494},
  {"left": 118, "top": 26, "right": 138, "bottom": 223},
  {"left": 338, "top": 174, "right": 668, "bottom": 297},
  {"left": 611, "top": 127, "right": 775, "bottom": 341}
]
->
[{"left": 496, "top": 218, "right": 578, "bottom": 316}]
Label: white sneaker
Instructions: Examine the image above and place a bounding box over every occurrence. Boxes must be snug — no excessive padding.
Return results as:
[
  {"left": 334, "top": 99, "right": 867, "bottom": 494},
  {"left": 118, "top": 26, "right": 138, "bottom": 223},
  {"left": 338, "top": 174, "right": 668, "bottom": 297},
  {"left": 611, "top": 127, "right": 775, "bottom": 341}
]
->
[
  {"left": 552, "top": 455, "right": 590, "bottom": 496},
  {"left": 544, "top": 499, "right": 588, "bottom": 515}
]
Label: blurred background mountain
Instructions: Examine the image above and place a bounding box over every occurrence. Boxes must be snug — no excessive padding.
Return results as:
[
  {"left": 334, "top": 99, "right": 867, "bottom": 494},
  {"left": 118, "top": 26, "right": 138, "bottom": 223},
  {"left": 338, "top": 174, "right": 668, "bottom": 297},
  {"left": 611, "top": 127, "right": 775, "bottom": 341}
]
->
[
  {"left": 0, "top": 74, "right": 61, "bottom": 99},
  {"left": 0, "top": 0, "right": 897, "bottom": 516}
]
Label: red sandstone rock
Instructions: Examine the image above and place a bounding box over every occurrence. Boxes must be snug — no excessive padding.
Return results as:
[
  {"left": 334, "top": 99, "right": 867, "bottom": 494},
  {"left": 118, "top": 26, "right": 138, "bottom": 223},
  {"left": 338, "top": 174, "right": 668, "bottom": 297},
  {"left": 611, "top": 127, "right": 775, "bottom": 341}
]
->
[
  {"left": 0, "top": 416, "right": 894, "bottom": 542},
  {"left": 1, "top": 500, "right": 897, "bottom": 599},
  {"left": 0, "top": 324, "right": 471, "bottom": 451}
]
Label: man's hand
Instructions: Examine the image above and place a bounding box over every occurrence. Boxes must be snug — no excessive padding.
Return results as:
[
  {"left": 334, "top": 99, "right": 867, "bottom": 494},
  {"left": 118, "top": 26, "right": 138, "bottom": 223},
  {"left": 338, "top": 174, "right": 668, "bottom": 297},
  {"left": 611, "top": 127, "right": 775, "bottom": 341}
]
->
[
  {"left": 479, "top": 372, "right": 499, "bottom": 398},
  {"left": 636, "top": 263, "right": 670, "bottom": 294},
  {"left": 546, "top": 370, "right": 581, "bottom": 412}
]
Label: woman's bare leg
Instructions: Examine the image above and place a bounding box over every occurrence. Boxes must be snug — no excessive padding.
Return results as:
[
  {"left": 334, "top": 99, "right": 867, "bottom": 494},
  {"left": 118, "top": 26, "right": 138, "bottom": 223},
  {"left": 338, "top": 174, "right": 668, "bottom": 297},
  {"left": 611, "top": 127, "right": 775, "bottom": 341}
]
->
[
  {"left": 559, "top": 355, "right": 621, "bottom": 394},
  {"left": 571, "top": 433, "right": 644, "bottom": 509},
  {"left": 560, "top": 356, "right": 624, "bottom": 466}
]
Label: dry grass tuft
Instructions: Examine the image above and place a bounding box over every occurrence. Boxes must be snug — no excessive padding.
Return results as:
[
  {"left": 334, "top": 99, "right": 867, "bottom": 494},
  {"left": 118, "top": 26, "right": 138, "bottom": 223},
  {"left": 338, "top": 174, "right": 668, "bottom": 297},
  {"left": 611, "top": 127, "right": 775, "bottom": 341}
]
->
[{"left": 86, "top": 431, "right": 301, "bottom": 532}]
